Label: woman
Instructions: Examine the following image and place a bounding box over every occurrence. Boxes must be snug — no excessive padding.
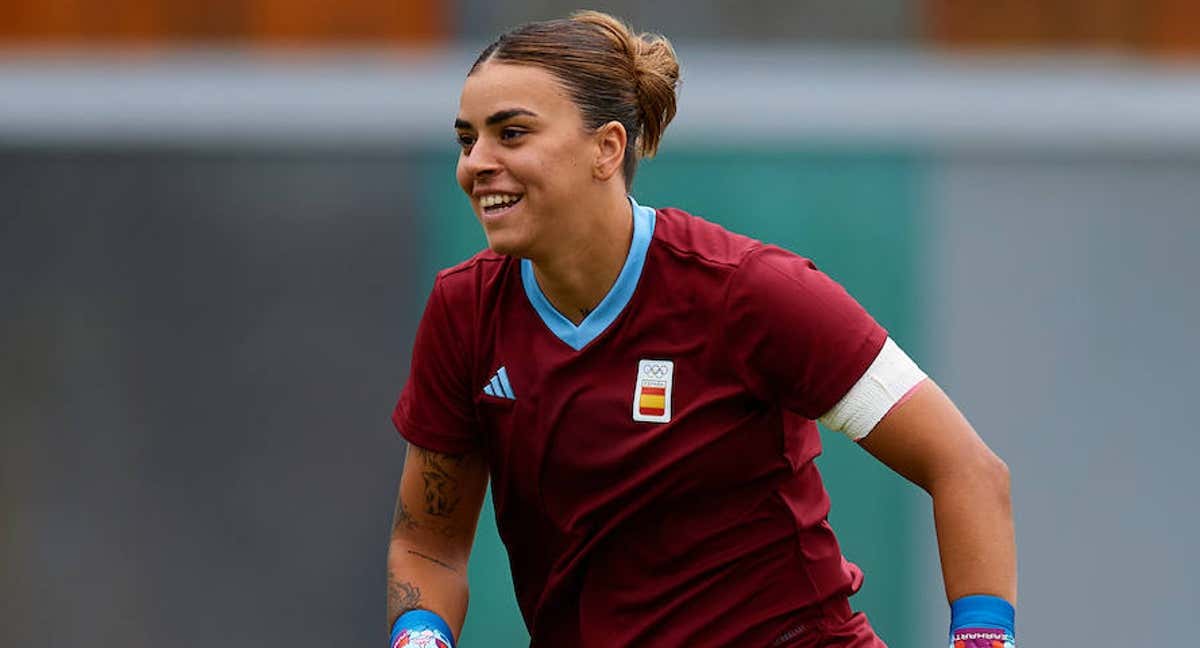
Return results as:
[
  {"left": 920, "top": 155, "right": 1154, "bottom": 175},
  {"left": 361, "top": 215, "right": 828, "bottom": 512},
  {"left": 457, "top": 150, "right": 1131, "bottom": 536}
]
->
[{"left": 387, "top": 11, "right": 1015, "bottom": 648}]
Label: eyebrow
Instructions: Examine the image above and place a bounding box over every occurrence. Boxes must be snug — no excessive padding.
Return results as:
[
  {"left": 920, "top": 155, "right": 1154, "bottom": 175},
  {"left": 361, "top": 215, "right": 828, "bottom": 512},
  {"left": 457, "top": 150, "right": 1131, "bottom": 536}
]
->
[{"left": 454, "top": 108, "right": 539, "bottom": 130}]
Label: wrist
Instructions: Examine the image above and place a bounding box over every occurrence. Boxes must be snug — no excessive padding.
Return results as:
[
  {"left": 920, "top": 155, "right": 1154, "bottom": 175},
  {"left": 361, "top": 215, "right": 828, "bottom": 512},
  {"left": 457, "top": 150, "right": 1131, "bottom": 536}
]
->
[
  {"left": 949, "top": 595, "right": 1014, "bottom": 647},
  {"left": 390, "top": 609, "right": 455, "bottom": 648}
]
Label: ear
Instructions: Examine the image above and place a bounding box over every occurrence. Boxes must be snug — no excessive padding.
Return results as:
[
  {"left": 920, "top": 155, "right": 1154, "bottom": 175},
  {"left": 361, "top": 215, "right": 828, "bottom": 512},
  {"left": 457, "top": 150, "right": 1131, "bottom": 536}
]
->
[{"left": 592, "top": 121, "right": 627, "bottom": 182}]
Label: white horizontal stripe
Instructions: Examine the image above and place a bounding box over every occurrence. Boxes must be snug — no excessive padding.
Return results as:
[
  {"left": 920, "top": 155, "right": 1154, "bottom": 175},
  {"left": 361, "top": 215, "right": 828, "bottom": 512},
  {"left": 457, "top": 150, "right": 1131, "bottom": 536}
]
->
[{"left": 2, "top": 48, "right": 1200, "bottom": 152}]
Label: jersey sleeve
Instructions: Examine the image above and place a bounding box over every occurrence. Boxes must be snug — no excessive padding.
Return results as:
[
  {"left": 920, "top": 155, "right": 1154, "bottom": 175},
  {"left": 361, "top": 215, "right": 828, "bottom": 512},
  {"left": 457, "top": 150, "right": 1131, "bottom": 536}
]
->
[
  {"left": 721, "top": 246, "right": 888, "bottom": 420},
  {"left": 392, "top": 278, "right": 480, "bottom": 454}
]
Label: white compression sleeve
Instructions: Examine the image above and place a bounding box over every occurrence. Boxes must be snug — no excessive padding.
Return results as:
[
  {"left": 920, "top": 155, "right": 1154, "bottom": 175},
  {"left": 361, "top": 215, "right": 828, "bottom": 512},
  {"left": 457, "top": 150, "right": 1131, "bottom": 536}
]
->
[{"left": 818, "top": 337, "right": 927, "bottom": 441}]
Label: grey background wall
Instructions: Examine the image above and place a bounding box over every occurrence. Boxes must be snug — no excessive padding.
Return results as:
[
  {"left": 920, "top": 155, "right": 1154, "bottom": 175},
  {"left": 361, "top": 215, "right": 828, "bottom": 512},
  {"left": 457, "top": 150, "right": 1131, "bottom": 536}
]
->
[
  {"left": 926, "top": 155, "right": 1200, "bottom": 646},
  {"left": 1, "top": 150, "right": 426, "bottom": 647}
]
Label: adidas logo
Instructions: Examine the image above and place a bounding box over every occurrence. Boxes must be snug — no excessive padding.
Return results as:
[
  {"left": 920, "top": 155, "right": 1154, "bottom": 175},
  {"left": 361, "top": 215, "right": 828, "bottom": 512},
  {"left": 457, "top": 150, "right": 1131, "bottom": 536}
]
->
[{"left": 482, "top": 366, "right": 516, "bottom": 400}]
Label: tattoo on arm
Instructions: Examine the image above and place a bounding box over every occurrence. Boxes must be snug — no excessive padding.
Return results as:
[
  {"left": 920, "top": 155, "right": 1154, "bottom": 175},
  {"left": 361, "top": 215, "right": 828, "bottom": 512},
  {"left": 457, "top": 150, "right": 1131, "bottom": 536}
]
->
[
  {"left": 387, "top": 569, "right": 423, "bottom": 623},
  {"left": 407, "top": 549, "right": 459, "bottom": 573},
  {"left": 417, "top": 447, "right": 465, "bottom": 517},
  {"left": 392, "top": 495, "right": 417, "bottom": 533}
]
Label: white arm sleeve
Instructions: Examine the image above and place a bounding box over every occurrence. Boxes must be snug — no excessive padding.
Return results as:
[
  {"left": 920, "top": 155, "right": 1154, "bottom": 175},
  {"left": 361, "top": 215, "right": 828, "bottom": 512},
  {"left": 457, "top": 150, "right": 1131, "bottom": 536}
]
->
[{"left": 818, "top": 336, "right": 927, "bottom": 441}]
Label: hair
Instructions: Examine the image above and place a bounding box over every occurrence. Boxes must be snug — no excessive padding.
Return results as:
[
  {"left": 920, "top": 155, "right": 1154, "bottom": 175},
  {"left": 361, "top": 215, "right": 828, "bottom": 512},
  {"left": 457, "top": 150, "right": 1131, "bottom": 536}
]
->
[{"left": 469, "top": 10, "right": 680, "bottom": 188}]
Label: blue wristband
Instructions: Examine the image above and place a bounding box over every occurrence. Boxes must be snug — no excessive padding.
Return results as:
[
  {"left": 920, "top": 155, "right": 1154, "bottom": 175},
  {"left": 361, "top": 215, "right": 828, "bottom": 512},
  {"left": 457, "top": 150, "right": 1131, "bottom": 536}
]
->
[
  {"left": 390, "top": 609, "right": 455, "bottom": 648},
  {"left": 950, "top": 594, "right": 1015, "bottom": 635}
]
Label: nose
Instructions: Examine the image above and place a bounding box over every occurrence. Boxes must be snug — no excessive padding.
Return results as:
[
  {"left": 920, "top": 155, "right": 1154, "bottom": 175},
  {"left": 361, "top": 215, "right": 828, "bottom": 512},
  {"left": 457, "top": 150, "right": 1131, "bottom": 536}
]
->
[{"left": 460, "top": 137, "right": 502, "bottom": 180}]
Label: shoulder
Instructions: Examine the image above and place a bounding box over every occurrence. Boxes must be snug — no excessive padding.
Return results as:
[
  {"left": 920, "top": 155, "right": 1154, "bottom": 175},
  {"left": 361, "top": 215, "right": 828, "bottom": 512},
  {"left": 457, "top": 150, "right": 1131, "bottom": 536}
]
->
[
  {"left": 651, "top": 206, "right": 824, "bottom": 285},
  {"left": 431, "top": 248, "right": 514, "bottom": 304},
  {"left": 651, "top": 206, "right": 765, "bottom": 271},
  {"left": 413, "top": 249, "right": 512, "bottom": 373}
]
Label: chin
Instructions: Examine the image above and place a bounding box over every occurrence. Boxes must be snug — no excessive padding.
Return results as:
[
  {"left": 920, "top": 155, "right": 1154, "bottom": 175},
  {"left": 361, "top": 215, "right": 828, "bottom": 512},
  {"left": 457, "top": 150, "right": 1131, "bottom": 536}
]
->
[{"left": 483, "top": 232, "right": 528, "bottom": 258}]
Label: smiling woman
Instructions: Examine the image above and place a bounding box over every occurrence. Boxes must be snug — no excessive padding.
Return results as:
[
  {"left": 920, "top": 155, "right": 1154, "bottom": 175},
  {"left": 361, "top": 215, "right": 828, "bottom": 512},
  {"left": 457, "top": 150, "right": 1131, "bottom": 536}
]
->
[
  {"left": 387, "top": 10, "right": 1016, "bottom": 648},
  {"left": 449, "top": 12, "right": 679, "bottom": 309}
]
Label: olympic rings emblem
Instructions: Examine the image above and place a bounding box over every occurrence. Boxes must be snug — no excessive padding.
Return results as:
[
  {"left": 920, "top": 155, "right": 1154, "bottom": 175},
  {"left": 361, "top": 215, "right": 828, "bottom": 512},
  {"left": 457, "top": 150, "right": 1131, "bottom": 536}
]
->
[{"left": 642, "top": 363, "right": 669, "bottom": 378}]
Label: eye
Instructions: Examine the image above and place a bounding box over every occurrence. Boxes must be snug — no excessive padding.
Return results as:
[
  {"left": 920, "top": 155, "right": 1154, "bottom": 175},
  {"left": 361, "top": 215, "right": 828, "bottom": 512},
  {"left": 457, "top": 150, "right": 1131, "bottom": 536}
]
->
[
  {"left": 455, "top": 132, "right": 475, "bottom": 149},
  {"left": 500, "top": 127, "right": 527, "bottom": 142}
]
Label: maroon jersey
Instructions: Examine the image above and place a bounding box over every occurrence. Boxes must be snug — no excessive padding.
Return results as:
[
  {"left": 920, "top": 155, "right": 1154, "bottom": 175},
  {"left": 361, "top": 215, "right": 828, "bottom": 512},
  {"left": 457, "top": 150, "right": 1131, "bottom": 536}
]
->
[{"left": 393, "top": 199, "right": 888, "bottom": 647}]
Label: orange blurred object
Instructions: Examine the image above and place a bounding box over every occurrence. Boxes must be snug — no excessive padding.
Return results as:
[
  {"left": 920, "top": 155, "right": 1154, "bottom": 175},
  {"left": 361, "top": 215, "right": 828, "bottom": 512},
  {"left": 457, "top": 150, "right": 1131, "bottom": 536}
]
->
[
  {"left": 926, "top": 0, "right": 1200, "bottom": 56},
  {"left": 1143, "top": 0, "right": 1200, "bottom": 57},
  {"left": 0, "top": 0, "right": 447, "bottom": 46}
]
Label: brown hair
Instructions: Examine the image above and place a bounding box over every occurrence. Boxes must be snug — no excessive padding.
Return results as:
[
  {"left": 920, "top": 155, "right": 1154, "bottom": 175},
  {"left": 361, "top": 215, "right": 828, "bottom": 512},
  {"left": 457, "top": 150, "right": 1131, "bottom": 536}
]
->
[{"left": 469, "top": 10, "right": 680, "bottom": 188}]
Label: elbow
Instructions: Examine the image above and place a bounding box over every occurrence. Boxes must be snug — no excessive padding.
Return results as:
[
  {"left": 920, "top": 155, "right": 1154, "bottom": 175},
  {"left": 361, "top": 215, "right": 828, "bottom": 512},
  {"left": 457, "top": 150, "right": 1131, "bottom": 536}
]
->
[
  {"left": 993, "top": 452, "right": 1011, "bottom": 490},
  {"left": 991, "top": 451, "right": 1012, "bottom": 511},
  {"left": 970, "top": 448, "right": 1012, "bottom": 513},
  {"left": 929, "top": 446, "right": 1012, "bottom": 510}
]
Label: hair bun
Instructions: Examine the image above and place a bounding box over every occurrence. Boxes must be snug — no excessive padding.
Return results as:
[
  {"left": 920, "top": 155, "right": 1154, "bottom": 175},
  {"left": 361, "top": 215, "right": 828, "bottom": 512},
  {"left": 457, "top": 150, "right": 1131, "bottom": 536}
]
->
[
  {"left": 569, "top": 10, "right": 680, "bottom": 159},
  {"left": 630, "top": 31, "right": 680, "bottom": 158}
]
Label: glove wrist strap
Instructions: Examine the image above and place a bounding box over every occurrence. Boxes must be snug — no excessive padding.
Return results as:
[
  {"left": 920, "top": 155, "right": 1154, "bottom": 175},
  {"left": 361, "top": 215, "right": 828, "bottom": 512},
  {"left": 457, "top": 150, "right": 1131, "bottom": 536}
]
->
[
  {"left": 949, "top": 595, "right": 1014, "bottom": 647},
  {"left": 390, "top": 609, "right": 455, "bottom": 648}
]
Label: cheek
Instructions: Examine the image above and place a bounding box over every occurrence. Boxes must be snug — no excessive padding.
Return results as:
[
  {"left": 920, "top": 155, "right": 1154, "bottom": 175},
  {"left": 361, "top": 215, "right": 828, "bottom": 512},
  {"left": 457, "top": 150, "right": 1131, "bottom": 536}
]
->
[
  {"left": 538, "top": 144, "right": 588, "bottom": 187},
  {"left": 455, "top": 157, "right": 471, "bottom": 193}
]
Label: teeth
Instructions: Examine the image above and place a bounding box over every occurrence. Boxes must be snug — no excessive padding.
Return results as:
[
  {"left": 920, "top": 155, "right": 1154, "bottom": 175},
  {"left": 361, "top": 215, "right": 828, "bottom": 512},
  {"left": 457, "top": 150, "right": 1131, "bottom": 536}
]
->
[{"left": 480, "top": 194, "right": 521, "bottom": 209}]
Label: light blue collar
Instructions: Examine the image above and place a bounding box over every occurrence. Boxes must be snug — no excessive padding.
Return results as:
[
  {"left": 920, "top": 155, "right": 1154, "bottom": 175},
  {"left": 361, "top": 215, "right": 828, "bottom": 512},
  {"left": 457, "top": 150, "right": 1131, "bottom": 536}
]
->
[{"left": 521, "top": 196, "right": 656, "bottom": 351}]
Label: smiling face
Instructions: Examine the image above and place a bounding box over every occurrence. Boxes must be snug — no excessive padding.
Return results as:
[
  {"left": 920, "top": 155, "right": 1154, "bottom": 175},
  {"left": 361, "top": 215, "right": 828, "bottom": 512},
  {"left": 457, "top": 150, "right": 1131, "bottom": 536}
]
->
[{"left": 454, "top": 61, "right": 603, "bottom": 259}]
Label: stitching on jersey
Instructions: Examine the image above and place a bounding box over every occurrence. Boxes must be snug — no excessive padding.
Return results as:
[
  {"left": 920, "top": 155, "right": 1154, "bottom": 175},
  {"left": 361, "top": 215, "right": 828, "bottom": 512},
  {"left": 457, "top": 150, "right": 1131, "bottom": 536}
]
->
[
  {"left": 651, "top": 232, "right": 759, "bottom": 272},
  {"left": 436, "top": 251, "right": 507, "bottom": 281},
  {"left": 713, "top": 244, "right": 769, "bottom": 394}
]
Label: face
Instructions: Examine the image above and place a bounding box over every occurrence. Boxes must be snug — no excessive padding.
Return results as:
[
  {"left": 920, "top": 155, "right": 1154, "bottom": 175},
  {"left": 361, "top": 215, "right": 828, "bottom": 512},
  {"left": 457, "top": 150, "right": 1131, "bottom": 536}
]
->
[{"left": 454, "top": 61, "right": 600, "bottom": 258}]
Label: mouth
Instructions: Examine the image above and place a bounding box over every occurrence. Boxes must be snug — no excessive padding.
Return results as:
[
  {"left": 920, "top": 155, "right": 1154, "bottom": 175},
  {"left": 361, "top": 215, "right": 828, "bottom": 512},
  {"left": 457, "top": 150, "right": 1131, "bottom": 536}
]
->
[{"left": 478, "top": 193, "right": 524, "bottom": 220}]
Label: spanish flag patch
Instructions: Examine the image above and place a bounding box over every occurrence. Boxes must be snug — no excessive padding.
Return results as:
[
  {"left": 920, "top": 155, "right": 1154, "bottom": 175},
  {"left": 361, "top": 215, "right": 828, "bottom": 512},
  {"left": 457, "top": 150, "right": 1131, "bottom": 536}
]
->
[{"left": 633, "top": 359, "right": 674, "bottom": 423}]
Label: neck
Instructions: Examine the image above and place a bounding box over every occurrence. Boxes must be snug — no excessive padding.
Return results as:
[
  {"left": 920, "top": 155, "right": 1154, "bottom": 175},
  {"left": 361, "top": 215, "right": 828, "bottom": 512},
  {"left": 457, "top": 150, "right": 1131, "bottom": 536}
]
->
[{"left": 530, "top": 189, "right": 634, "bottom": 326}]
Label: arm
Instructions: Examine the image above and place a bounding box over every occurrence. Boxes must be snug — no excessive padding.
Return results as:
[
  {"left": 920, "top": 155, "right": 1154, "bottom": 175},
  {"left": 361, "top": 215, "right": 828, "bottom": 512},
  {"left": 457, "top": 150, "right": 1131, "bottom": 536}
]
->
[
  {"left": 857, "top": 379, "right": 1016, "bottom": 606},
  {"left": 387, "top": 442, "right": 489, "bottom": 640},
  {"left": 718, "top": 250, "right": 1015, "bottom": 634}
]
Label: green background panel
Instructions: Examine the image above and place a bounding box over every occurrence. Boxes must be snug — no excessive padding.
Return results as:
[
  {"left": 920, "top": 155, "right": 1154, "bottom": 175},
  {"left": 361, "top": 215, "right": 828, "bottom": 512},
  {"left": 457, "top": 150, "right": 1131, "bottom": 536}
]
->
[{"left": 414, "top": 147, "right": 927, "bottom": 648}]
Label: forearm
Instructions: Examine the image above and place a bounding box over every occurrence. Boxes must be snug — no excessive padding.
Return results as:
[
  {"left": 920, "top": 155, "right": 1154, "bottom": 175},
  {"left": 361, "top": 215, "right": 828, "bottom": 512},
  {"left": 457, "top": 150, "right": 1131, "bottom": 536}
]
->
[
  {"left": 928, "top": 456, "right": 1016, "bottom": 604},
  {"left": 857, "top": 378, "right": 1016, "bottom": 643},
  {"left": 386, "top": 444, "right": 488, "bottom": 641},
  {"left": 387, "top": 536, "right": 469, "bottom": 636}
]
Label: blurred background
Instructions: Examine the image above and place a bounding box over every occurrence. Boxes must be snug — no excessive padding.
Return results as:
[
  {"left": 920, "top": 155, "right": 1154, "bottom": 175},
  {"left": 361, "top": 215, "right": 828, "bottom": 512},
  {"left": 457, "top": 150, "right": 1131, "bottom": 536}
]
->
[{"left": 2, "top": 1, "right": 1199, "bottom": 646}]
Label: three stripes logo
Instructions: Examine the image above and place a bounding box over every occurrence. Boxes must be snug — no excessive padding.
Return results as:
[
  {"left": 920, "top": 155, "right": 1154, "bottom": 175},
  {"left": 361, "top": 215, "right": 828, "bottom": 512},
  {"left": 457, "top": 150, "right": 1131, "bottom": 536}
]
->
[
  {"left": 632, "top": 359, "right": 673, "bottom": 423},
  {"left": 482, "top": 366, "right": 516, "bottom": 400}
]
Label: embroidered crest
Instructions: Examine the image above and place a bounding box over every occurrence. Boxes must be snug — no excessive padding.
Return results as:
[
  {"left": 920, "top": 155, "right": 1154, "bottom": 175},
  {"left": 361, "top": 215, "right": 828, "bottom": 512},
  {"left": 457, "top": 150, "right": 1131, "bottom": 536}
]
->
[{"left": 633, "top": 359, "right": 673, "bottom": 423}]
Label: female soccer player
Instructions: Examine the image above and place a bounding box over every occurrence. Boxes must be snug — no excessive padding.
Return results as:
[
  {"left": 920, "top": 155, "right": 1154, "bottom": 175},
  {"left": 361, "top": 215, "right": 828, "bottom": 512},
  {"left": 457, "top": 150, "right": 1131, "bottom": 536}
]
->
[{"left": 387, "top": 11, "right": 1016, "bottom": 648}]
